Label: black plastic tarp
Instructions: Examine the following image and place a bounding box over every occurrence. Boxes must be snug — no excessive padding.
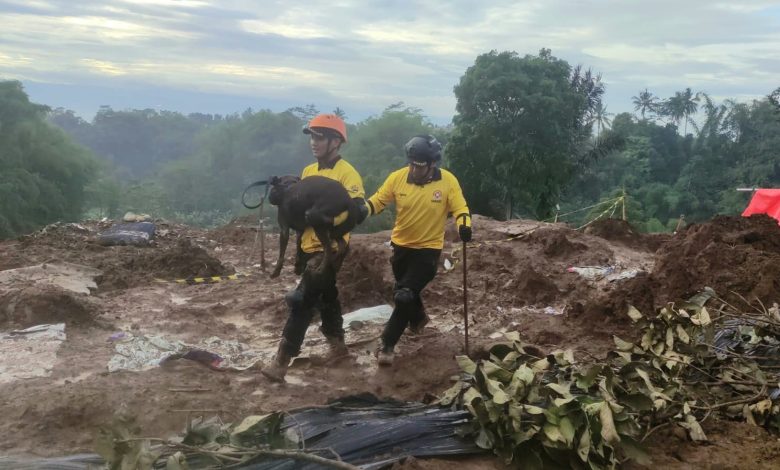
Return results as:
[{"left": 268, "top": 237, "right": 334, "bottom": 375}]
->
[
  {"left": 241, "top": 393, "right": 481, "bottom": 469},
  {"left": 1, "top": 394, "right": 482, "bottom": 470}
]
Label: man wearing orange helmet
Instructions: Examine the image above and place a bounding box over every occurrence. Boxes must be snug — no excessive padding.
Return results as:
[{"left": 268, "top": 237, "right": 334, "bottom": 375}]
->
[{"left": 263, "top": 113, "right": 367, "bottom": 382}]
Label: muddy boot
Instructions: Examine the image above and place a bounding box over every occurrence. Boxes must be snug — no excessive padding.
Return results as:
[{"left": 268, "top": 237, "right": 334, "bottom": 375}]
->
[
  {"left": 408, "top": 312, "right": 430, "bottom": 335},
  {"left": 376, "top": 345, "right": 394, "bottom": 367},
  {"left": 261, "top": 342, "right": 292, "bottom": 383},
  {"left": 325, "top": 335, "right": 350, "bottom": 360}
]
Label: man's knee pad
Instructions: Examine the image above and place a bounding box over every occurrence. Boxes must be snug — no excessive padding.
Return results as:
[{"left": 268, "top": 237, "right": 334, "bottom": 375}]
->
[
  {"left": 393, "top": 288, "right": 416, "bottom": 308},
  {"left": 285, "top": 289, "right": 305, "bottom": 309}
]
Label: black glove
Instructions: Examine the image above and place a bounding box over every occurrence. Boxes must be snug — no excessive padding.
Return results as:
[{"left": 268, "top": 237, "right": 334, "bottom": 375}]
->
[
  {"left": 353, "top": 197, "right": 369, "bottom": 224},
  {"left": 458, "top": 225, "right": 472, "bottom": 242}
]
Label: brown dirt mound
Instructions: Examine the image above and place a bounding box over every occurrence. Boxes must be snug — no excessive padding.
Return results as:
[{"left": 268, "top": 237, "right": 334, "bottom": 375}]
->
[
  {"left": 210, "top": 215, "right": 267, "bottom": 246},
  {"left": 0, "top": 285, "right": 98, "bottom": 328},
  {"left": 17, "top": 222, "right": 107, "bottom": 250},
  {"left": 96, "top": 239, "right": 232, "bottom": 290},
  {"left": 511, "top": 267, "right": 560, "bottom": 305},
  {"left": 652, "top": 214, "right": 780, "bottom": 306},
  {"left": 583, "top": 218, "right": 660, "bottom": 251},
  {"left": 528, "top": 228, "right": 588, "bottom": 258},
  {"left": 579, "top": 273, "right": 655, "bottom": 321},
  {"left": 337, "top": 235, "right": 394, "bottom": 309}
]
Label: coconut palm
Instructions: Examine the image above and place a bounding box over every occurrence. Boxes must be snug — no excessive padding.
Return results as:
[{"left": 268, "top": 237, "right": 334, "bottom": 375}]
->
[
  {"left": 663, "top": 88, "right": 700, "bottom": 135},
  {"left": 631, "top": 88, "right": 659, "bottom": 119},
  {"left": 590, "top": 101, "right": 613, "bottom": 138}
]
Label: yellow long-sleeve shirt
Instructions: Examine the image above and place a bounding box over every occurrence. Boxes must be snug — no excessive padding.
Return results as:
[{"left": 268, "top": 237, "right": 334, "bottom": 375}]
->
[
  {"left": 367, "top": 167, "right": 471, "bottom": 250},
  {"left": 299, "top": 157, "right": 365, "bottom": 253}
]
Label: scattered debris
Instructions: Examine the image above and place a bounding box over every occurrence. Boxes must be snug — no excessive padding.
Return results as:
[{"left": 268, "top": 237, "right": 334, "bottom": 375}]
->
[
  {"left": 606, "top": 268, "right": 643, "bottom": 282},
  {"left": 543, "top": 306, "right": 562, "bottom": 316},
  {"left": 0, "top": 323, "right": 66, "bottom": 384},
  {"left": 107, "top": 334, "right": 268, "bottom": 372},
  {"left": 0, "top": 262, "right": 101, "bottom": 295},
  {"left": 567, "top": 265, "right": 644, "bottom": 283},
  {"left": 567, "top": 265, "right": 616, "bottom": 280}
]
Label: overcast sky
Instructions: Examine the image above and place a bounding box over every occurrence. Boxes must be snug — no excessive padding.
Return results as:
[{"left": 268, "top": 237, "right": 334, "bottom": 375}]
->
[{"left": 1, "top": 0, "right": 779, "bottom": 124}]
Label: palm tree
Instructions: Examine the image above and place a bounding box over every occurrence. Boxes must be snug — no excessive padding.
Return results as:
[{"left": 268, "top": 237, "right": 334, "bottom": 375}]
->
[
  {"left": 631, "top": 88, "right": 659, "bottom": 119},
  {"left": 333, "top": 107, "right": 347, "bottom": 119},
  {"left": 693, "top": 92, "right": 728, "bottom": 147},
  {"left": 570, "top": 65, "right": 605, "bottom": 125},
  {"left": 663, "top": 88, "right": 700, "bottom": 135},
  {"left": 590, "top": 101, "right": 613, "bottom": 138}
]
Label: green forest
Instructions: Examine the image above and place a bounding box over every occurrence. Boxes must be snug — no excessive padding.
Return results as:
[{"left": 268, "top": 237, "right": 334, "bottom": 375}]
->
[{"left": 1, "top": 49, "right": 779, "bottom": 239}]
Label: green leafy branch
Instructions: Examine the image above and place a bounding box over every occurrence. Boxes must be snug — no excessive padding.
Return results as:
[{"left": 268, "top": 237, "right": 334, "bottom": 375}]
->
[{"left": 440, "top": 288, "right": 780, "bottom": 469}]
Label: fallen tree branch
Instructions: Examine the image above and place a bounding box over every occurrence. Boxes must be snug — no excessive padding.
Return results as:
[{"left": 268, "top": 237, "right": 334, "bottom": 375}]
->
[{"left": 690, "top": 385, "right": 768, "bottom": 411}]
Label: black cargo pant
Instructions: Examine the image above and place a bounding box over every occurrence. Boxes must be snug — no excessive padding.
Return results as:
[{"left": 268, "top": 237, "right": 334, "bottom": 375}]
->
[
  {"left": 280, "top": 247, "right": 348, "bottom": 357},
  {"left": 381, "top": 244, "right": 441, "bottom": 349}
]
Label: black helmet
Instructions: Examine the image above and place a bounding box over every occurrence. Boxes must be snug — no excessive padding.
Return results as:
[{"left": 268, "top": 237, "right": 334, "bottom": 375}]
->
[{"left": 405, "top": 135, "right": 442, "bottom": 165}]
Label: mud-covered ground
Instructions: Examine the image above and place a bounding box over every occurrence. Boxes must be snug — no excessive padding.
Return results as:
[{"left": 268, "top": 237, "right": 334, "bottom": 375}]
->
[{"left": 2, "top": 214, "right": 780, "bottom": 468}]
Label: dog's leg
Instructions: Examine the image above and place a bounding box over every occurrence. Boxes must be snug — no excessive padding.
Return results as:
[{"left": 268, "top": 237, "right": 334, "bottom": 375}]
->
[
  {"left": 305, "top": 208, "right": 333, "bottom": 227},
  {"left": 271, "top": 221, "right": 290, "bottom": 278},
  {"left": 294, "top": 231, "right": 305, "bottom": 275}
]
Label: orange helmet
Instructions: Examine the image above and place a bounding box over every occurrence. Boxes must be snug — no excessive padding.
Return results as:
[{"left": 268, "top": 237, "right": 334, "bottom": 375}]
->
[{"left": 303, "top": 114, "right": 347, "bottom": 143}]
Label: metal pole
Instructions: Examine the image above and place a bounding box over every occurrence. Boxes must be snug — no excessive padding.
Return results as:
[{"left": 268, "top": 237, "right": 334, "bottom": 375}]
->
[{"left": 462, "top": 240, "right": 469, "bottom": 356}]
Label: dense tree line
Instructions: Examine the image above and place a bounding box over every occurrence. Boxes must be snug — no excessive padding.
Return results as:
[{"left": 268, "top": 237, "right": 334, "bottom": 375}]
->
[
  {"left": 1, "top": 52, "right": 778, "bottom": 239},
  {"left": 565, "top": 90, "right": 780, "bottom": 231},
  {"left": 0, "top": 81, "right": 97, "bottom": 238}
]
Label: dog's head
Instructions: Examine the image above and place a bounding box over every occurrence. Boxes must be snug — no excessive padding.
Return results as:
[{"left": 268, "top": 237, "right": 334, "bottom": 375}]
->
[{"left": 268, "top": 175, "right": 301, "bottom": 206}]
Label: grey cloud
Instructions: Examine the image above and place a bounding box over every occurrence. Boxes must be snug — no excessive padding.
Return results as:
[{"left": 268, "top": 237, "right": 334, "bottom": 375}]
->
[{"left": 3, "top": 0, "right": 779, "bottom": 123}]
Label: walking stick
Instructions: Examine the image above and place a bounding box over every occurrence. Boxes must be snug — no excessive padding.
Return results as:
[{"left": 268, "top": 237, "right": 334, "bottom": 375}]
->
[
  {"left": 462, "top": 240, "right": 469, "bottom": 356},
  {"left": 259, "top": 202, "right": 266, "bottom": 271}
]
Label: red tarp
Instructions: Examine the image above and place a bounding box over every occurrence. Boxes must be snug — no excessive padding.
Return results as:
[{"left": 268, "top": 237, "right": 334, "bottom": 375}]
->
[{"left": 742, "top": 189, "right": 780, "bottom": 224}]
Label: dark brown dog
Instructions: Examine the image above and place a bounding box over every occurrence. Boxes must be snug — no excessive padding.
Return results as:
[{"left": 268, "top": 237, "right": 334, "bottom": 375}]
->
[{"left": 267, "top": 175, "right": 359, "bottom": 278}]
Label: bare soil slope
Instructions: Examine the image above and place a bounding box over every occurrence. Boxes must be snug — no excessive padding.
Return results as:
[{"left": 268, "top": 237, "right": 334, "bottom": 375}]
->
[{"left": 1, "top": 214, "right": 779, "bottom": 468}]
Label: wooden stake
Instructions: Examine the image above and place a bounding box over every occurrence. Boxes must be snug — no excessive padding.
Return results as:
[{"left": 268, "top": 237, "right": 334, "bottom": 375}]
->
[
  {"left": 622, "top": 188, "right": 627, "bottom": 221},
  {"left": 675, "top": 214, "right": 686, "bottom": 233}
]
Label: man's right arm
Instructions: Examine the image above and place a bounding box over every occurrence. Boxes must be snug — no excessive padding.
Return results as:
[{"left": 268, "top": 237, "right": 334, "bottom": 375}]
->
[{"left": 366, "top": 172, "right": 397, "bottom": 216}]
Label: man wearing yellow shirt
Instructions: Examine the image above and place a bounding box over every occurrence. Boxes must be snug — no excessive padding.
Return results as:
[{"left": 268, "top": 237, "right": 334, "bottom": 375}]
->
[
  {"left": 262, "top": 113, "right": 367, "bottom": 382},
  {"left": 365, "top": 135, "right": 472, "bottom": 366}
]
